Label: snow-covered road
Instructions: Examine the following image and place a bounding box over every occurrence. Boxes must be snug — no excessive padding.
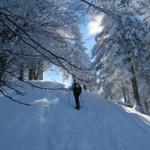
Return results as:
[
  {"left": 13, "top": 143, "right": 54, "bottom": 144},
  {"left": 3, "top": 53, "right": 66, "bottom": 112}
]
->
[{"left": 0, "top": 83, "right": 150, "bottom": 150}]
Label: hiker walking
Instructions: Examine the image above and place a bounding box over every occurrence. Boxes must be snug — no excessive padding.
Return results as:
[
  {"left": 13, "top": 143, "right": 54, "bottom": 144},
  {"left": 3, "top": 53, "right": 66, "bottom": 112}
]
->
[{"left": 72, "top": 80, "right": 82, "bottom": 110}]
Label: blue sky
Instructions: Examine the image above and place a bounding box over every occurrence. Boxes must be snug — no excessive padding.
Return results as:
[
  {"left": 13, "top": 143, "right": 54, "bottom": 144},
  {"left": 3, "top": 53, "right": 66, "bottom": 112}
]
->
[
  {"left": 80, "top": 14, "right": 104, "bottom": 56},
  {"left": 43, "top": 67, "right": 72, "bottom": 86}
]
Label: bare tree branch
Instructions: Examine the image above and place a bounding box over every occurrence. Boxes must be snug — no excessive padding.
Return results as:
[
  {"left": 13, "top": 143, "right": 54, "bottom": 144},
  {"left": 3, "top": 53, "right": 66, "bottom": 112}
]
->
[
  {"left": 81, "top": 0, "right": 116, "bottom": 17},
  {"left": 0, "top": 87, "right": 31, "bottom": 106},
  {"left": 2, "top": 12, "right": 95, "bottom": 71}
]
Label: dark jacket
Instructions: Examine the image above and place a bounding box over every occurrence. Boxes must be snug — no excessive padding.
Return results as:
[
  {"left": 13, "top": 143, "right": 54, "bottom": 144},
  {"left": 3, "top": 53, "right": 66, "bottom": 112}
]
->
[{"left": 72, "top": 82, "right": 82, "bottom": 95}]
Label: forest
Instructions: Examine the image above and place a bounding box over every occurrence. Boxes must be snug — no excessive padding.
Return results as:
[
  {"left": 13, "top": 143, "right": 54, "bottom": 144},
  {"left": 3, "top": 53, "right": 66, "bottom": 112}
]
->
[{"left": 0, "top": 0, "right": 150, "bottom": 114}]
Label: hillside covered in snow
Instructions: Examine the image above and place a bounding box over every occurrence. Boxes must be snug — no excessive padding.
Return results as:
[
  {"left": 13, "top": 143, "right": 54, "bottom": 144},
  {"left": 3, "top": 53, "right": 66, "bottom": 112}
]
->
[{"left": 0, "top": 81, "right": 150, "bottom": 150}]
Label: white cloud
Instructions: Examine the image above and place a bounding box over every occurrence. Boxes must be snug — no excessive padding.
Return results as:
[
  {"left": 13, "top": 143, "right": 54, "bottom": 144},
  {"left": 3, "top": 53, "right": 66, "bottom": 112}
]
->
[{"left": 88, "top": 15, "right": 104, "bottom": 35}]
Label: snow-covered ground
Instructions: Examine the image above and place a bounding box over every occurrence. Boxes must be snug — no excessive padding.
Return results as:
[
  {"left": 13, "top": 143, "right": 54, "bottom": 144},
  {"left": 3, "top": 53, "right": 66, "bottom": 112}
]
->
[{"left": 0, "top": 81, "right": 150, "bottom": 150}]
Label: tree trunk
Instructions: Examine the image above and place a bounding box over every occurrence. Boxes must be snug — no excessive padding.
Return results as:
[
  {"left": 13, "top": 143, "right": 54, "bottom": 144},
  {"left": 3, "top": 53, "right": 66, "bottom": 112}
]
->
[
  {"left": 130, "top": 65, "right": 141, "bottom": 107},
  {"left": 34, "top": 69, "right": 38, "bottom": 80},
  {"left": 19, "top": 69, "right": 24, "bottom": 81},
  {"left": 28, "top": 69, "right": 34, "bottom": 80},
  {"left": 38, "top": 63, "right": 43, "bottom": 80},
  {"left": 0, "top": 55, "right": 6, "bottom": 84}
]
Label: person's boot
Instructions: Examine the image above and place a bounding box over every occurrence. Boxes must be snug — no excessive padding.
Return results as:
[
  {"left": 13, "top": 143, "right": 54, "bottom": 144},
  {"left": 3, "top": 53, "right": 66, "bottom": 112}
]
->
[{"left": 75, "top": 105, "right": 80, "bottom": 110}]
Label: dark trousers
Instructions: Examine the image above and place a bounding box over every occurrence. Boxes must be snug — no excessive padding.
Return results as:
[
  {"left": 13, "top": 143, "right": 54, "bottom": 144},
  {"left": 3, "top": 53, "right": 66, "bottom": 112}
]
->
[{"left": 73, "top": 92, "right": 80, "bottom": 107}]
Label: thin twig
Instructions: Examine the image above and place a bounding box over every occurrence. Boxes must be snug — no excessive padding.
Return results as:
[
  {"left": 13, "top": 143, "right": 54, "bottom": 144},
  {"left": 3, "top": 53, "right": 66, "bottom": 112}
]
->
[{"left": 0, "top": 87, "right": 31, "bottom": 106}]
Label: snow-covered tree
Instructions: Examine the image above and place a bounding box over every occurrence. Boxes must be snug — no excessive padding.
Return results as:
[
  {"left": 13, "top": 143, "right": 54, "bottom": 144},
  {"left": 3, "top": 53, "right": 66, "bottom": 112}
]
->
[
  {"left": 82, "top": 0, "right": 150, "bottom": 113},
  {"left": 0, "top": 0, "right": 92, "bottom": 105}
]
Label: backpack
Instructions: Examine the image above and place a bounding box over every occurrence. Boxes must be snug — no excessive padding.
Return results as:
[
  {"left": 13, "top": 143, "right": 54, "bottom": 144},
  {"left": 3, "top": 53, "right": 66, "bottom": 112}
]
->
[
  {"left": 75, "top": 83, "right": 81, "bottom": 89},
  {"left": 73, "top": 83, "right": 82, "bottom": 93}
]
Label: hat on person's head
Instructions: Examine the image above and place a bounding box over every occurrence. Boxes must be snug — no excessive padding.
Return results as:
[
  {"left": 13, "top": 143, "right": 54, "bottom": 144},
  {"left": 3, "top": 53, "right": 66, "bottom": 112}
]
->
[{"left": 73, "top": 79, "right": 76, "bottom": 83}]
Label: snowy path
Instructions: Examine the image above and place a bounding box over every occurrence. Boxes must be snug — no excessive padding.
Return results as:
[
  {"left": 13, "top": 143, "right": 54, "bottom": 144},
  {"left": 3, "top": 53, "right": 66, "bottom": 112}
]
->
[{"left": 0, "top": 85, "right": 150, "bottom": 150}]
